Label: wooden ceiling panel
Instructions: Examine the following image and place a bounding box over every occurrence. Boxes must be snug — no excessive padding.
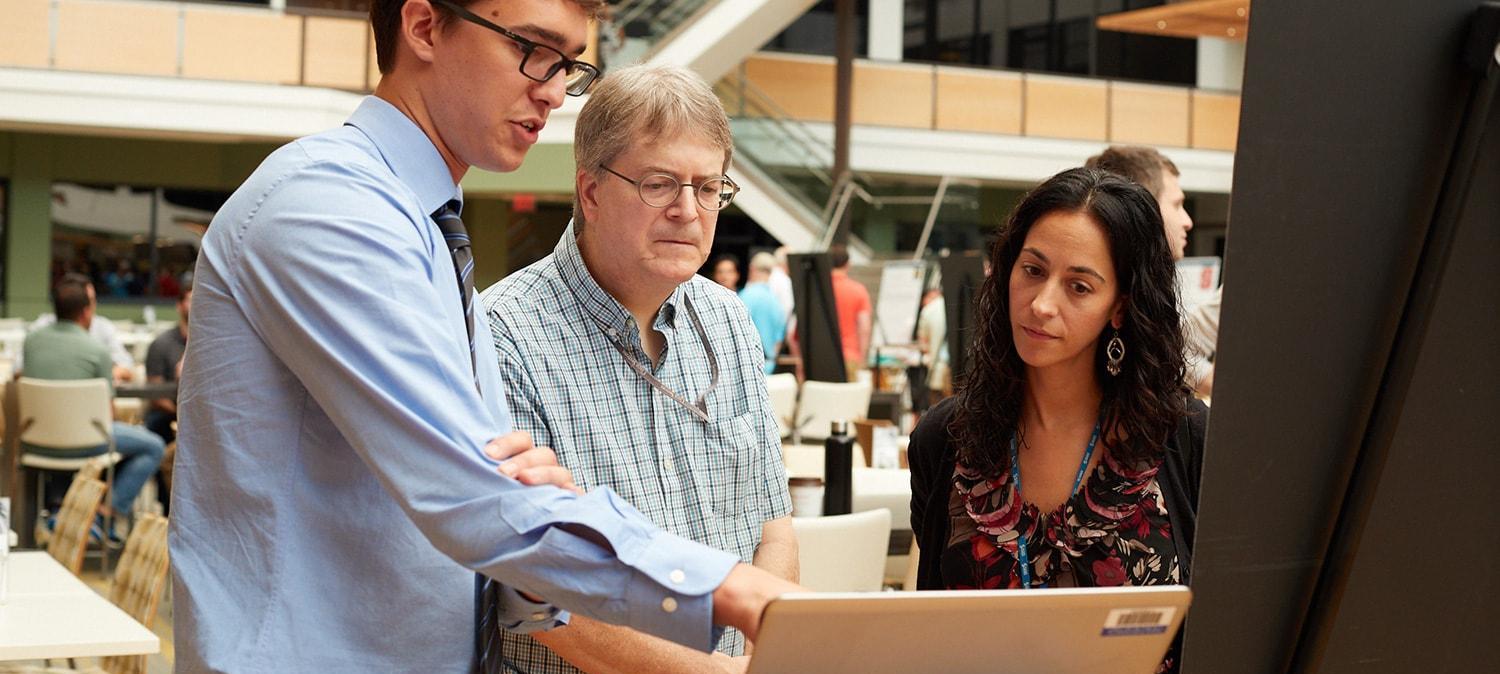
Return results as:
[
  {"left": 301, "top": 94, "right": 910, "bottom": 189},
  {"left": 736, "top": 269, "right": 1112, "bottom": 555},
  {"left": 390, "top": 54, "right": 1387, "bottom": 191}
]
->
[{"left": 1097, "top": 0, "right": 1251, "bottom": 41}]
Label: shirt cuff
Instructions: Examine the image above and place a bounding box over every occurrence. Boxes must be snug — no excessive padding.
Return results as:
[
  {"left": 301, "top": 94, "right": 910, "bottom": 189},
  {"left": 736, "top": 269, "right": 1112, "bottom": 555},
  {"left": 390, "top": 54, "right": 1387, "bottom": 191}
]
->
[
  {"left": 493, "top": 583, "right": 571, "bottom": 634},
  {"left": 618, "top": 530, "right": 739, "bottom": 652}
]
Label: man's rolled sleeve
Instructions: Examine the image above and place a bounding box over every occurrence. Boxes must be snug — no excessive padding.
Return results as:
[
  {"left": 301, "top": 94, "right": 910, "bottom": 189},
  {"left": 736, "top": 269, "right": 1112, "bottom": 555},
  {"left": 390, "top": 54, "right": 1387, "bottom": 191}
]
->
[{"left": 618, "top": 529, "right": 740, "bottom": 651}]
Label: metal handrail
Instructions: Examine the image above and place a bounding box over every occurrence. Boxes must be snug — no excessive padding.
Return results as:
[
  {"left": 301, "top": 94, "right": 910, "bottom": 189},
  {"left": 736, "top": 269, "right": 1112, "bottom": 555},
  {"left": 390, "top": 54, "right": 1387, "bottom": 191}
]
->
[{"left": 610, "top": 0, "right": 713, "bottom": 43}]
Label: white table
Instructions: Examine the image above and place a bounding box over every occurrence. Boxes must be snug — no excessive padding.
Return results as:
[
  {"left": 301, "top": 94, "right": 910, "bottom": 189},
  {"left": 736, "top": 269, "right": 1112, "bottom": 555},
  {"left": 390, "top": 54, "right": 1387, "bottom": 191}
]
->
[
  {"left": 782, "top": 444, "right": 913, "bottom": 531},
  {"left": 1, "top": 551, "right": 159, "bottom": 661}
]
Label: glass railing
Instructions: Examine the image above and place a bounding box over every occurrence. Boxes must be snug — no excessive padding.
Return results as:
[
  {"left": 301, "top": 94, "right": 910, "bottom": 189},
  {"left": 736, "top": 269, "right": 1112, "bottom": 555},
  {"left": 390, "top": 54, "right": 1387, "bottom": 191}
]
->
[
  {"left": 717, "top": 69, "right": 988, "bottom": 258},
  {"left": 714, "top": 72, "right": 839, "bottom": 224},
  {"left": 603, "top": 0, "right": 716, "bottom": 69},
  {"left": 603, "top": 1, "right": 986, "bottom": 258},
  {"left": 837, "top": 179, "right": 986, "bottom": 260}
]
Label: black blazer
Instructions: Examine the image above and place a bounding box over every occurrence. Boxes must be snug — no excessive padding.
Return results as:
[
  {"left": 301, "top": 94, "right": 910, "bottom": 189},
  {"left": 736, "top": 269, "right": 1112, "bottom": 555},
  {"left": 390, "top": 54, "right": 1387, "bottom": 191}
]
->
[{"left": 909, "top": 395, "right": 1210, "bottom": 590}]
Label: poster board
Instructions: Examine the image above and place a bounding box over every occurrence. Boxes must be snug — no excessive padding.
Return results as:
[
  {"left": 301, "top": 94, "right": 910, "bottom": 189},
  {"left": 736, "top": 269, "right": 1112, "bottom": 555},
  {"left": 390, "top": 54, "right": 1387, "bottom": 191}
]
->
[
  {"left": 1174, "top": 256, "right": 1221, "bottom": 313},
  {"left": 788, "top": 252, "right": 847, "bottom": 383},
  {"left": 1184, "top": 2, "right": 1500, "bottom": 672},
  {"left": 873, "top": 260, "right": 928, "bottom": 346}
]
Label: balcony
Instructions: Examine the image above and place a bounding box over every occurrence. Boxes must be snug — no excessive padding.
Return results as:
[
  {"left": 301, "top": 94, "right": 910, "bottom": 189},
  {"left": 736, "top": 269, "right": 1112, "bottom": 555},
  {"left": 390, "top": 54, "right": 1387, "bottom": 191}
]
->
[
  {"left": 732, "top": 53, "right": 1239, "bottom": 153},
  {"left": 0, "top": 0, "right": 377, "bottom": 91}
]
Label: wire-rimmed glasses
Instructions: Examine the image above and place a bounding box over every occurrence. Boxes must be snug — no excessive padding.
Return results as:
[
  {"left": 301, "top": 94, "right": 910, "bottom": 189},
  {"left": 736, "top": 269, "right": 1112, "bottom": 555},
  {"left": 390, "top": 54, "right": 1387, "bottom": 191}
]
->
[
  {"left": 432, "top": 0, "right": 600, "bottom": 96},
  {"left": 601, "top": 165, "right": 740, "bottom": 211}
]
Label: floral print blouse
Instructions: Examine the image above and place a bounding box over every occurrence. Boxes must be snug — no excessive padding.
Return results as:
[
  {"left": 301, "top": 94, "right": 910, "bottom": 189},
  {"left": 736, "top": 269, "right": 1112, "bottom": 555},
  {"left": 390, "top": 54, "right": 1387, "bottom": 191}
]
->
[{"left": 942, "top": 447, "right": 1181, "bottom": 671}]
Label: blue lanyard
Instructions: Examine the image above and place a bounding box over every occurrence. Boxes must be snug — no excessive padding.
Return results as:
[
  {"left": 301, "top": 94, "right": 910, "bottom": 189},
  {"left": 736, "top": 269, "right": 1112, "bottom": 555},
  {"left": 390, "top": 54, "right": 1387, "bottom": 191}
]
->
[{"left": 1008, "top": 418, "right": 1101, "bottom": 589}]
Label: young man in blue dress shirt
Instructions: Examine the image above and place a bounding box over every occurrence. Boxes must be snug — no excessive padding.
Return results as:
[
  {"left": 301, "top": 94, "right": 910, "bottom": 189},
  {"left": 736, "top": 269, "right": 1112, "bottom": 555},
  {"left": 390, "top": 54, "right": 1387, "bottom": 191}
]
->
[{"left": 171, "top": 2, "right": 800, "bottom": 671}]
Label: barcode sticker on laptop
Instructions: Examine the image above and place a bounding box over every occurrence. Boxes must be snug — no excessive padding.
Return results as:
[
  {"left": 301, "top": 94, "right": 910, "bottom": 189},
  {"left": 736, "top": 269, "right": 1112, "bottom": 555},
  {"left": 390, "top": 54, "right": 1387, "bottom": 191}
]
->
[{"left": 1101, "top": 607, "right": 1176, "bottom": 637}]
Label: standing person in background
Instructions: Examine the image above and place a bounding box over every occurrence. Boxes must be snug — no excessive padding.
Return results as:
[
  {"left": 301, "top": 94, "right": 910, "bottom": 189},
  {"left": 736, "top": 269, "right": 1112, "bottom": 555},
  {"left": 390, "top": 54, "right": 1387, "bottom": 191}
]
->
[
  {"left": 829, "top": 244, "right": 871, "bottom": 381},
  {"left": 741, "top": 252, "right": 789, "bottom": 374},
  {"left": 710, "top": 253, "right": 741, "bottom": 291},
  {"left": 171, "top": 1, "right": 798, "bottom": 671},
  {"left": 911, "top": 287, "right": 948, "bottom": 413},
  {"left": 1085, "top": 145, "right": 1216, "bottom": 397},
  {"left": 770, "top": 246, "right": 802, "bottom": 380},
  {"left": 769, "top": 246, "right": 795, "bottom": 319}
]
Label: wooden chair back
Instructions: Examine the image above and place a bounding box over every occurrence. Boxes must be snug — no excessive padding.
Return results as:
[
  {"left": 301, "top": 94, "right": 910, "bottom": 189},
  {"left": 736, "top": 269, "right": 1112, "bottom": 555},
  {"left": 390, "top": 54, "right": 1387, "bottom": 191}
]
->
[{"left": 46, "top": 476, "right": 107, "bottom": 575}]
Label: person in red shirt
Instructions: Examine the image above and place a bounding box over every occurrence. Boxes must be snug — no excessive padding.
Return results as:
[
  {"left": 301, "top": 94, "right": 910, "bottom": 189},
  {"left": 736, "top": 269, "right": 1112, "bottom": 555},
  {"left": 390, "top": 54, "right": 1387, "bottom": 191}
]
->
[{"left": 828, "top": 244, "right": 871, "bottom": 381}]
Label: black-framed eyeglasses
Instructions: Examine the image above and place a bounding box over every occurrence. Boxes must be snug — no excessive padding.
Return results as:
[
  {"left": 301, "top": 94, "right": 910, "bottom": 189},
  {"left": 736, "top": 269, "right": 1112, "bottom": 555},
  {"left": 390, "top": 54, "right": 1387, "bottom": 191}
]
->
[
  {"left": 601, "top": 165, "right": 740, "bottom": 211},
  {"left": 432, "top": 0, "right": 600, "bottom": 96}
]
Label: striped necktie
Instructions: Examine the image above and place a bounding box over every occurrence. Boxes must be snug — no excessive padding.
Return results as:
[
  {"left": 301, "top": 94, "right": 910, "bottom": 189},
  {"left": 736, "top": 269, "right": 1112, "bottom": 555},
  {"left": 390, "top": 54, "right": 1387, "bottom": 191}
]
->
[
  {"left": 433, "top": 201, "right": 478, "bottom": 378},
  {"left": 433, "top": 202, "right": 502, "bottom": 672}
]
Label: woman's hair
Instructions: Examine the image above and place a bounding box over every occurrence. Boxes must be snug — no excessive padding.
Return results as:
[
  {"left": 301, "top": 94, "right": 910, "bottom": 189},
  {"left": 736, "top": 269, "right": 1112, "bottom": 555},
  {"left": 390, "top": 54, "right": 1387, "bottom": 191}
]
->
[{"left": 949, "top": 167, "right": 1189, "bottom": 477}]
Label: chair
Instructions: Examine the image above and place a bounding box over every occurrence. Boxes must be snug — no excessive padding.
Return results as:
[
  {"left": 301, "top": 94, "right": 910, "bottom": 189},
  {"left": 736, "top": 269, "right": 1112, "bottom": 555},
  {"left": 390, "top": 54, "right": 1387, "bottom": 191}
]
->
[
  {"left": 18, "top": 378, "right": 120, "bottom": 565},
  {"left": 795, "top": 380, "right": 873, "bottom": 441},
  {"left": 765, "top": 373, "right": 798, "bottom": 439},
  {"left": 99, "top": 514, "right": 170, "bottom": 674},
  {"left": 791, "top": 508, "right": 892, "bottom": 592},
  {"left": 46, "top": 476, "right": 107, "bottom": 576}
]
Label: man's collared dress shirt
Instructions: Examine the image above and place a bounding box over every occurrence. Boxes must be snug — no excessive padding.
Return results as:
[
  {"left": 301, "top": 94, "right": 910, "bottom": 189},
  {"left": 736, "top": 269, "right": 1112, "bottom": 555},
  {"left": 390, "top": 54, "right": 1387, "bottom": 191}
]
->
[
  {"left": 480, "top": 226, "right": 793, "bottom": 673},
  {"left": 172, "top": 96, "right": 738, "bottom": 673}
]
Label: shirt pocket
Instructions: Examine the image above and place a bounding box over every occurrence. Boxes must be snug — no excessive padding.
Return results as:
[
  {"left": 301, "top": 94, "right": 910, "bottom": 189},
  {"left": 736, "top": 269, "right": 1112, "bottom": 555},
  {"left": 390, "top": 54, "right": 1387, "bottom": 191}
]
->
[{"left": 702, "top": 411, "right": 762, "bottom": 530}]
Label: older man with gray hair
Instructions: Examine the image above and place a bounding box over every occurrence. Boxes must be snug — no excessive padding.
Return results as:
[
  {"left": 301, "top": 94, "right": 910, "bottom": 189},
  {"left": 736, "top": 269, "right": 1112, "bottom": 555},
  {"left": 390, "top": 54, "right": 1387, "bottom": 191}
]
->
[{"left": 479, "top": 64, "right": 797, "bottom": 674}]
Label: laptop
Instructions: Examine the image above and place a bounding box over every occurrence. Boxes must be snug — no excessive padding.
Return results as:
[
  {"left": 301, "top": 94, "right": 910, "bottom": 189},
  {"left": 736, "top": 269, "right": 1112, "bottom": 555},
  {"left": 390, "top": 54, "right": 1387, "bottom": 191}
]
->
[{"left": 746, "top": 586, "right": 1191, "bottom": 674}]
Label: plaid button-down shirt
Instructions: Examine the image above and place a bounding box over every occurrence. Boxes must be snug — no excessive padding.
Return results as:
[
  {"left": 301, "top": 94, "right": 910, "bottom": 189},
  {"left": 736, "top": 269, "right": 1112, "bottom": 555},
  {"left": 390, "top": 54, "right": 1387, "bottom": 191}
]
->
[{"left": 479, "top": 224, "right": 793, "bottom": 673}]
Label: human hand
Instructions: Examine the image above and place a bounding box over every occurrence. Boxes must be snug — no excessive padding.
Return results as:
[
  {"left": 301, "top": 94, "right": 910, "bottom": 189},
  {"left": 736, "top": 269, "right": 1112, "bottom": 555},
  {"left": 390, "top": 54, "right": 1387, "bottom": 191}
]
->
[
  {"left": 710, "top": 564, "right": 805, "bottom": 643},
  {"left": 484, "top": 431, "right": 581, "bottom": 495}
]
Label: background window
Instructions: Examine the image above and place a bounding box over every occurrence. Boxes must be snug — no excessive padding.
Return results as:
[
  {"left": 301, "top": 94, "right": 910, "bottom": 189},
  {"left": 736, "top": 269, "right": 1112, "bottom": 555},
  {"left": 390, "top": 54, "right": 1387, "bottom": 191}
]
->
[{"left": 49, "top": 183, "right": 227, "bottom": 304}]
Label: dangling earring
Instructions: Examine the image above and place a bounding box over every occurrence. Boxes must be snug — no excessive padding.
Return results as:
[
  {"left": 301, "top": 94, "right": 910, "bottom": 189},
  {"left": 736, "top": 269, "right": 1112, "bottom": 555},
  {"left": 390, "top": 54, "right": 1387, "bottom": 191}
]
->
[{"left": 1106, "top": 328, "right": 1126, "bottom": 376}]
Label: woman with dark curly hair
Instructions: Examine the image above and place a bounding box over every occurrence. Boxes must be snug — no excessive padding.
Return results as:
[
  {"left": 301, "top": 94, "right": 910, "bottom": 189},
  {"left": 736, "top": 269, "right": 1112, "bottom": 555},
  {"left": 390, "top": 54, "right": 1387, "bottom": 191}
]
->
[{"left": 908, "top": 167, "right": 1208, "bottom": 672}]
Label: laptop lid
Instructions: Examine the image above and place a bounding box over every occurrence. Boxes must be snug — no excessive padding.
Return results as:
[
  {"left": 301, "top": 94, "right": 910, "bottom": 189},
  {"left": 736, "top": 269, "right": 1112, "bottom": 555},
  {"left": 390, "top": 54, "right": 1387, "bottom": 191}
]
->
[{"left": 747, "top": 586, "right": 1191, "bottom": 674}]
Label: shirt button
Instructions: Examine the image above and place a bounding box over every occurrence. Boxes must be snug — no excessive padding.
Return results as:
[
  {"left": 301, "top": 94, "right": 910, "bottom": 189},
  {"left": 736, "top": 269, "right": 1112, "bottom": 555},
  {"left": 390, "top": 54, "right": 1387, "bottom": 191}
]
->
[
  {"left": 670, "top": 569, "right": 686, "bottom": 585},
  {"left": 661, "top": 597, "right": 678, "bottom": 613}
]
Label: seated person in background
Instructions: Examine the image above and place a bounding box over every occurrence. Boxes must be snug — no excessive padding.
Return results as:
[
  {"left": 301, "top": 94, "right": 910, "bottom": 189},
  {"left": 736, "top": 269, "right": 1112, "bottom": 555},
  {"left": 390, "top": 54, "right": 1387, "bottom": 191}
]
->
[
  {"left": 739, "top": 252, "right": 789, "bottom": 374},
  {"left": 144, "top": 284, "right": 190, "bottom": 445},
  {"left": 24, "top": 278, "right": 136, "bottom": 384},
  {"left": 480, "top": 64, "right": 796, "bottom": 674},
  {"left": 908, "top": 168, "right": 1207, "bottom": 674},
  {"left": 22, "top": 273, "right": 165, "bottom": 538}
]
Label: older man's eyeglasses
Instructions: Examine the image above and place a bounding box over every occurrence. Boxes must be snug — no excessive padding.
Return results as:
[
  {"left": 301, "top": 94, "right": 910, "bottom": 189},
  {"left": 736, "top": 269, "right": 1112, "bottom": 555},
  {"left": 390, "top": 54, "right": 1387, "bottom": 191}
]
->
[
  {"left": 601, "top": 165, "right": 740, "bottom": 211},
  {"left": 432, "top": 0, "right": 600, "bottom": 96}
]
